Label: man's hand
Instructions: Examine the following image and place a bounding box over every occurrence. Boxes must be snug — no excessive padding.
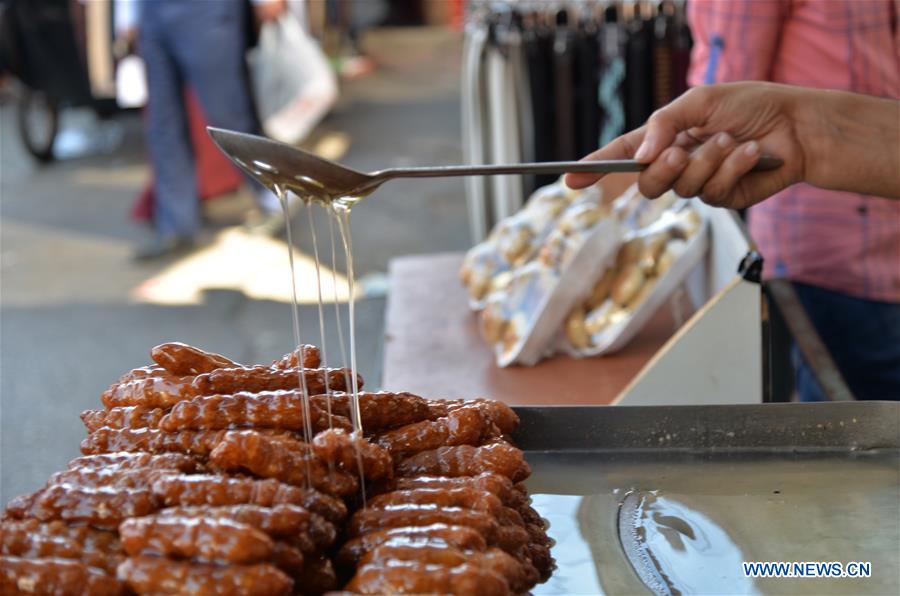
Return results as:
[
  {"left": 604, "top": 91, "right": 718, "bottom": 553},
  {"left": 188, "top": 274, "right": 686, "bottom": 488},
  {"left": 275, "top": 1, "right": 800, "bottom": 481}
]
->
[
  {"left": 566, "top": 82, "right": 809, "bottom": 209},
  {"left": 567, "top": 82, "right": 900, "bottom": 205},
  {"left": 254, "top": 0, "right": 288, "bottom": 24}
]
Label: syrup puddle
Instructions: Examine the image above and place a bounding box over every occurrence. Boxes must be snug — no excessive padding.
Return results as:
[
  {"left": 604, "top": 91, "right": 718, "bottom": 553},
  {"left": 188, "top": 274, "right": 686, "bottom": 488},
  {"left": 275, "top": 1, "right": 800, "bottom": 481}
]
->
[
  {"left": 618, "top": 491, "right": 756, "bottom": 596},
  {"left": 527, "top": 452, "right": 899, "bottom": 595}
]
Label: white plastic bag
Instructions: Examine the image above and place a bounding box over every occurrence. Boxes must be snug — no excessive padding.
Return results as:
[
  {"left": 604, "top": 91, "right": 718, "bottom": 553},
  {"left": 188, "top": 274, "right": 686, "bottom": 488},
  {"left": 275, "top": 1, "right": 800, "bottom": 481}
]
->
[
  {"left": 248, "top": 15, "right": 337, "bottom": 145},
  {"left": 115, "top": 54, "right": 147, "bottom": 108}
]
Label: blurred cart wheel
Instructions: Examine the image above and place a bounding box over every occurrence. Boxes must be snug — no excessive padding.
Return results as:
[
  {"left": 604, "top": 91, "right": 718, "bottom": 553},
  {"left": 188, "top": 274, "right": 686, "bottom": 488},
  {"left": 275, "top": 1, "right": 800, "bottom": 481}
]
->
[{"left": 17, "top": 88, "right": 58, "bottom": 162}]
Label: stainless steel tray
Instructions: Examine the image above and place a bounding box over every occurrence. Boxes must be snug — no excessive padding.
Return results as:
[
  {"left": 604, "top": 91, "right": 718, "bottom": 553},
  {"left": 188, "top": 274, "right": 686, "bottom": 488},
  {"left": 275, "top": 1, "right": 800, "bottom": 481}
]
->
[{"left": 511, "top": 403, "right": 900, "bottom": 596}]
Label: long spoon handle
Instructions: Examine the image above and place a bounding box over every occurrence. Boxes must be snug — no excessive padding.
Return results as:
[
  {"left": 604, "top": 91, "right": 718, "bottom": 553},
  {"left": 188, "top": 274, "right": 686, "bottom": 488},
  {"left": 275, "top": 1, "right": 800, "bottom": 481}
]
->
[{"left": 376, "top": 156, "right": 783, "bottom": 179}]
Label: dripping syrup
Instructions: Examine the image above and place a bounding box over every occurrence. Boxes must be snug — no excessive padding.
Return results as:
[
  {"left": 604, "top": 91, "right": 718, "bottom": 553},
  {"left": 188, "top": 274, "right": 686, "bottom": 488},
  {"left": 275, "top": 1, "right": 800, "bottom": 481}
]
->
[
  {"left": 275, "top": 186, "right": 315, "bottom": 491},
  {"left": 275, "top": 186, "right": 367, "bottom": 505}
]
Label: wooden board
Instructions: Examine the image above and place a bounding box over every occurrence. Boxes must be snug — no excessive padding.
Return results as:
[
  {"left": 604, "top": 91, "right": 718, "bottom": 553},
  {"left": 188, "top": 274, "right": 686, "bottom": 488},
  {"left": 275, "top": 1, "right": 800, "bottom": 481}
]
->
[{"left": 382, "top": 253, "right": 683, "bottom": 405}]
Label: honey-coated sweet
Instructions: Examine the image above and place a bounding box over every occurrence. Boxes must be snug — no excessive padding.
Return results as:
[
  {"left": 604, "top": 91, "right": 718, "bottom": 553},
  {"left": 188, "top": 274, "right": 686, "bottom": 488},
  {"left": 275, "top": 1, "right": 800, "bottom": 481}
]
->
[{"left": 0, "top": 341, "right": 553, "bottom": 595}]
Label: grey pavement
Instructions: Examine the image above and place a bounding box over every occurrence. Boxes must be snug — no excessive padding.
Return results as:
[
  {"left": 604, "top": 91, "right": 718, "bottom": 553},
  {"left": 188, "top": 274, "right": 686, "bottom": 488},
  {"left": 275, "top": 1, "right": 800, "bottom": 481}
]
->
[{"left": 0, "top": 28, "right": 469, "bottom": 504}]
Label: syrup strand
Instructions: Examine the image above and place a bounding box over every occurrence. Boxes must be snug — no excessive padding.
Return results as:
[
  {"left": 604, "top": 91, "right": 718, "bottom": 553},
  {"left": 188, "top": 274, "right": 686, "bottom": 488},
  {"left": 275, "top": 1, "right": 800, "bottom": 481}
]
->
[
  {"left": 306, "top": 203, "right": 337, "bottom": 479},
  {"left": 328, "top": 215, "right": 352, "bottom": 388},
  {"left": 332, "top": 202, "right": 366, "bottom": 505},
  {"left": 333, "top": 205, "right": 362, "bottom": 430},
  {"left": 277, "top": 187, "right": 315, "bottom": 489},
  {"left": 306, "top": 205, "right": 333, "bottom": 417}
]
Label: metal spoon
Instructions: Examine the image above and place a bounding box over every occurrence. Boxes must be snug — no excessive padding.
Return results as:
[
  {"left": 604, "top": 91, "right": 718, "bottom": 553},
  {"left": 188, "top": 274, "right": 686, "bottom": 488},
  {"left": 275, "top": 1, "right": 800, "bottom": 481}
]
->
[{"left": 208, "top": 127, "right": 783, "bottom": 202}]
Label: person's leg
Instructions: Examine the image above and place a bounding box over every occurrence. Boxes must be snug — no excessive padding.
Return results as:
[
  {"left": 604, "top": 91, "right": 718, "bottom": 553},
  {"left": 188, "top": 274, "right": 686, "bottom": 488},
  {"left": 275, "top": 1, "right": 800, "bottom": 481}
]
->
[
  {"left": 169, "top": 1, "right": 257, "bottom": 136},
  {"left": 164, "top": 0, "right": 282, "bottom": 223},
  {"left": 792, "top": 282, "right": 900, "bottom": 400},
  {"left": 138, "top": 6, "right": 199, "bottom": 240}
]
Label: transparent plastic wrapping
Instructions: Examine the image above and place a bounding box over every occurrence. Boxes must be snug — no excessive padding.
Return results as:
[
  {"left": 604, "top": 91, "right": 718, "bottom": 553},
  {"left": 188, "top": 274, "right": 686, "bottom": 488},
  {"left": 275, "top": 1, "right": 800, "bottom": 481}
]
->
[
  {"left": 561, "top": 200, "right": 708, "bottom": 357},
  {"left": 462, "top": 182, "right": 708, "bottom": 367},
  {"left": 476, "top": 192, "right": 620, "bottom": 366},
  {"left": 459, "top": 179, "right": 598, "bottom": 310},
  {"left": 483, "top": 216, "right": 622, "bottom": 366}
]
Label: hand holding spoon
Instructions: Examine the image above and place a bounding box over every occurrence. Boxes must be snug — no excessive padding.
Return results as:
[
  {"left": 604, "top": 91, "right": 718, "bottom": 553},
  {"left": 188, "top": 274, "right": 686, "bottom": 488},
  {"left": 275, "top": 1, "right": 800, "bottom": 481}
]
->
[{"left": 207, "top": 127, "right": 783, "bottom": 204}]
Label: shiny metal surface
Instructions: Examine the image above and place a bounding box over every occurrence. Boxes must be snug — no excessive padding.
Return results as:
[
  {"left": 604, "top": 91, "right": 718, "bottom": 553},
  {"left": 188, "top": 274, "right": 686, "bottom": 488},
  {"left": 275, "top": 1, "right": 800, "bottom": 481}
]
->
[
  {"left": 511, "top": 402, "right": 898, "bottom": 451},
  {"left": 207, "top": 127, "right": 783, "bottom": 202},
  {"left": 514, "top": 403, "right": 899, "bottom": 595}
]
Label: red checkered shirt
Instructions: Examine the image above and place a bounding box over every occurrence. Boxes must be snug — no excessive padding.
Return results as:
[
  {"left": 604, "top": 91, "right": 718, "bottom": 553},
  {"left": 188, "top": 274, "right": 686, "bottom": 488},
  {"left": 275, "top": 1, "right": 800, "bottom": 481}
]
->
[{"left": 688, "top": 0, "right": 900, "bottom": 302}]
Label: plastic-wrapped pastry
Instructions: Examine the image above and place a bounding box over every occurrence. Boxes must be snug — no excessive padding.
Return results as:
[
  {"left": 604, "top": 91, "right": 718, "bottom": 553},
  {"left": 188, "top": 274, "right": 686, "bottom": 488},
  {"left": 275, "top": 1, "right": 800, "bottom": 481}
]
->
[
  {"left": 536, "top": 230, "right": 568, "bottom": 267},
  {"left": 585, "top": 267, "right": 616, "bottom": 310},
  {"left": 565, "top": 308, "right": 591, "bottom": 349},
  {"left": 656, "top": 239, "right": 688, "bottom": 276},
  {"left": 480, "top": 303, "right": 509, "bottom": 345},
  {"left": 557, "top": 202, "right": 606, "bottom": 234},
  {"left": 460, "top": 242, "right": 505, "bottom": 302},
  {"left": 626, "top": 277, "right": 656, "bottom": 311},
  {"left": 615, "top": 237, "right": 645, "bottom": 269},
  {"left": 672, "top": 207, "right": 702, "bottom": 237},
  {"left": 487, "top": 270, "right": 514, "bottom": 295},
  {"left": 638, "top": 232, "right": 671, "bottom": 273},
  {"left": 497, "top": 221, "right": 536, "bottom": 265},
  {"left": 584, "top": 301, "right": 620, "bottom": 336},
  {"left": 460, "top": 179, "right": 582, "bottom": 307},
  {"left": 610, "top": 266, "right": 645, "bottom": 307}
]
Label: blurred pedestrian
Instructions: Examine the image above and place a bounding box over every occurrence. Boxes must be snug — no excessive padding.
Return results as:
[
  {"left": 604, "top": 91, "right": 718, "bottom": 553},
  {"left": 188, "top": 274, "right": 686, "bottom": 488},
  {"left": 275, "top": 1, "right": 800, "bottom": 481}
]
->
[{"left": 134, "top": 0, "right": 289, "bottom": 260}]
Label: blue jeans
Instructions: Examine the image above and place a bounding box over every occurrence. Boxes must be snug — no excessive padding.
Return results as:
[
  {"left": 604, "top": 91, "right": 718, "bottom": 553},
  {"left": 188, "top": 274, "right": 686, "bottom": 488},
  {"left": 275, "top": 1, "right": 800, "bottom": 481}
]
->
[
  {"left": 139, "top": 0, "right": 258, "bottom": 235},
  {"left": 792, "top": 283, "right": 900, "bottom": 401}
]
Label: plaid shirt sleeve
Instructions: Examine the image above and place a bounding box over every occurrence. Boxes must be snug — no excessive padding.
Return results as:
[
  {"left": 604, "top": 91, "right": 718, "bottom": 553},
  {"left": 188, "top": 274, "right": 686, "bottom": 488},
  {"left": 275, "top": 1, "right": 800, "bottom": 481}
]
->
[{"left": 687, "top": 0, "right": 789, "bottom": 86}]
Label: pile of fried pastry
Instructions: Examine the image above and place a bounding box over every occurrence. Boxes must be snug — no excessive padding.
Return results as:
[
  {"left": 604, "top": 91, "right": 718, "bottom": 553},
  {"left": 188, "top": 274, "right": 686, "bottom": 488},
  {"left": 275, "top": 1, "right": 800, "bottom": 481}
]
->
[{"left": 0, "top": 342, "right": 553, "bottom": 595}]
